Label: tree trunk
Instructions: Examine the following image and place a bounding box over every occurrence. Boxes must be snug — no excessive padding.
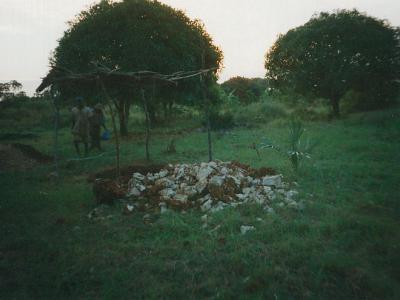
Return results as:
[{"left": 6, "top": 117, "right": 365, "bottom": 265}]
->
[
  {"left": 53, "top": 95, "right": 60, "bottom": 175},
  {"left": 108, "top": 103, "right": 120, "bottom": 178},
  {"left": 168, "top": 101, "right": 173, "bottom": 116},
  {"left": 117, "top": 98, "right": 130, "bottom": 136},
  {"left": 163, "top": 102, "right": 168, "bottom": 119},
  {"left": 147, "top": 103, "right": 157, "bottom": 124},
  {"left": 141, "top": 89, "right": 151, "bottom": 161},
  {"left": 119, "top": 110, "right": 128, "bottom": 136},
  {"left": 206, "top": 107, "right": 213, "bottom": 162},
  {"left": 124, "top": 100, "right": 131, "bottom": 131},
  {"left": 331, "top": 97, "right": 340, "bottom": 118}
]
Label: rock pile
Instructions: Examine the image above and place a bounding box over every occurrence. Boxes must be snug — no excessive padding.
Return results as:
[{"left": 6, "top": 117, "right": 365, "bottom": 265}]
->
[{"left": 125, "top": 161, "right": 301, "bottom": 214}]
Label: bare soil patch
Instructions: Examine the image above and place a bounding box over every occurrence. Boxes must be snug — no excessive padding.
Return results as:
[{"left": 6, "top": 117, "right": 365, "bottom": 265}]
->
[{"left": 0, "top": 143, "right": 51, "bottom": 172}]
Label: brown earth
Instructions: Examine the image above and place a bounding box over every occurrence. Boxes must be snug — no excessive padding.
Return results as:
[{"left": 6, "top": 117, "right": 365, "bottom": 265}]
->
[
  {"left": 0, "top": 143, "right": 52, "bottom": 172},
  {"left": 228, "top": 161, "right": 277, "bottom": 178},
  {"left": 90, "top": 162, "right": 165, "bottom": 205},
  {"left": 88, "top": 162, "right": 165, "bottom": 183}
]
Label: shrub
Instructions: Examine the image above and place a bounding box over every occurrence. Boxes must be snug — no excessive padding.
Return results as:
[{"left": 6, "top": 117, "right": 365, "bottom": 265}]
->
[
  {"left": 289, "top": 103, "right": 330, "bottom": 121},
  {"left": 233, "top": 101, "right": 288, "bottom": 124},
  {"left": 202, "top": 110, "right": 235, "bottom": 130}
]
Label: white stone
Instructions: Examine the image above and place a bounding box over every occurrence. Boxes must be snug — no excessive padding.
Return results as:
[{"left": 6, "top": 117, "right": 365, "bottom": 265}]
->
[
  {"left": 285, "top": 190, "right": 299, "bottom": 200},
  {"left": 240, "top": 225, "right": 255, "bottom": 235},
  {"left": 220, "top": 167, "right": 229, "bottom": 175},
  {"left": 267, "top": 191, "right": 276, "bottom": 200},
  {"left": 194, "top": 180, "right": 208, "bottom": 194},
  {"left": 209, "top": 175, "right": 225, "bottom": 186},
  {"left": 197, "top": 194, "right": 211, "bottom": 204},
  {"left": 157, "top": 170, "right": 169, "bottom": 178},
  {"left": 263, "top": 186, "right": 272, "bottom": 193},
  {"left": 266, "top": 207, "right": 275, "bottom": 214},
  {"left": 242, "top": 187, "right": 252, "bottom": 195},
  {"left": 201, "top": 214, "right": 208, "bottom": 223},
  {"left": 201, "top": 199, "right": 213, "bottom": 212},
  {"left": 228, "top": 175, "right": 241, "bottom": 187},
  {"left": 182, "top": 186, "right": 198, "bottom": 197},
  {"left": 197, "top": 166, "right": 214, "bottom": 181},
  {"left": 127, "top": 178, "right": 139, "bottom": 189},
  {"left": 156, "top": 178, "right": 175, "bottom": 188},
  {"left": 137, "top": 184, "right": 146, "bottom": 192},
  {"left": 176, "top": 167, "right": 186, "bottom": 180},
  {"left": 174, "top": 194, "right": 188, "bottom": 203},
  {"left": 209, "top": 224, "right": 221, "bottom": 233},
  {"left": 127, "top": 187, "right": 141, "bottom": 197},
  {"left": 208, "top": 161, "right": 218, "bottom": 169},
  {"left": 255, "top": 196, "right": 266, "bottom": 205},
  {"left": 160, "top": 188, "right": 175, "bottom": 198},
  {"left": 236, "top": 194, "right": 246, "bottom": 200},
  {"left": 210, "top": 201, "right": 227, "bottom": 213},
  {"left": 262, "top": 175, "right": 283, "bottom": 187},
  {"left": 159, "top": 202, "right": 168, "bottom": 214},
  {"left": 133, "top": 172, "right": 145, "bottom": 181}
]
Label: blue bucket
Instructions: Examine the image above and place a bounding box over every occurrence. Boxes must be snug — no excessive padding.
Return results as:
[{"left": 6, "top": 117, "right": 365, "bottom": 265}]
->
[{"left": 101, "top": 130, "right": 111, "bottom": 141}]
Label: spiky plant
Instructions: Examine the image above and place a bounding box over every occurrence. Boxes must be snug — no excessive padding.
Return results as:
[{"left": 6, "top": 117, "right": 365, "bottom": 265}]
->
[{"left": 260, "top": 119, "right": 318, "bottom": 172}]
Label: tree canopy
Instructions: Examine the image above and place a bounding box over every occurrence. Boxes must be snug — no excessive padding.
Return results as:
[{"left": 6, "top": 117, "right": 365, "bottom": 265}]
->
[
  {"left": 0, "top": 80, "right": 24, "bottom": 101},
  {"left": 0, "top": 80, "right": 22, "bottom": 96},
  {"left": 47, "top": 0, "right": 223, "bottom": 133},
  {"left": 265, "top": 9, "right": 400, "bottom": 116},
  {"left": 221, "top": 77, "right": 268, "bottom": 104}
]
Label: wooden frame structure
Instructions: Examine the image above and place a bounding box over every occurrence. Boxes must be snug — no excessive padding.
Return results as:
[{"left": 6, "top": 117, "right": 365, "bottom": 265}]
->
[{"left": 37, "top": 63, "right": 216, "bottom": 177}]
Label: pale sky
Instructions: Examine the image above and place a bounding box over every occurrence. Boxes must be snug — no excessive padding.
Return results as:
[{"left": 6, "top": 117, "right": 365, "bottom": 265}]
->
[{"left": 1, "top": 0, "right": 399, "bottom": 95}]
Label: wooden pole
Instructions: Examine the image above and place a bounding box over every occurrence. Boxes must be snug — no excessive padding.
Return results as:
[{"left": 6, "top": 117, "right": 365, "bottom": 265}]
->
[
  {"left": 141, "top": 89, "right": 151, "bottom": 161},
  {"left": 52, "top": 89, "right": 60, "bottom": 175},
  {"left": 201, "top": 50, "right": 213, "bottom": 162},
  {"left": 100, "top": 81, "right": 120, "bottom": 178},
  {"left": 206, "top": 105, "right": 212, "bottom": 162},
  {"left": 107, "top": 102, "right": 120, "bottom": 178}
]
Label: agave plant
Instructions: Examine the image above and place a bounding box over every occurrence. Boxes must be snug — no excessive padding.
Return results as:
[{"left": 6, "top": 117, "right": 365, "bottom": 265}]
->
[{"left": 260, "top": 119, "right": 318, "bottom": 172}]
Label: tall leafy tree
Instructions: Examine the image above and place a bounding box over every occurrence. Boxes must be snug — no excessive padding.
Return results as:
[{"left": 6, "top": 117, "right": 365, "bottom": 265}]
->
[
  {"left": 49, "top": 0, "right": 222, "bottom": 134},
  {"left": 221, "top": 77, "right": 268, "bottom": 104},
  {"left": 265, "top": 10, "right": 400, "bottom": 117},
  {"left": 0, "top": 80, "right": 23, "bottom": 100}
]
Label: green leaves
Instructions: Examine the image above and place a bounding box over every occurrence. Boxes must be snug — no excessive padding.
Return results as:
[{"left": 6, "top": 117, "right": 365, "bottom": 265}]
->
[
  {"left": 260, "top": 119, "right": 318, "bottom": 172},
  {"left": 265, "top": 9, "right": 400, "bottom": 115},
  {"left": 51, "top": 0, "right": 223, "bottom": 105}
]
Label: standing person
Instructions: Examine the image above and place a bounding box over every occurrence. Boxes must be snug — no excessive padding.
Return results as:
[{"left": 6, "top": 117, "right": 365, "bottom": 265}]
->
[
  {"left": 71, "top": 97, "right": 91, "bottom": 157},
  {"left": 89, "top": 103, "right": 107, "bottom": 152}
]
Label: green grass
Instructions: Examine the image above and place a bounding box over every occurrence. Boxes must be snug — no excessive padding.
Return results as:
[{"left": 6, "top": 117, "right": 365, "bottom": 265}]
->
[{"left": 1, "top": 107, "right": 400, "bottom": 299}]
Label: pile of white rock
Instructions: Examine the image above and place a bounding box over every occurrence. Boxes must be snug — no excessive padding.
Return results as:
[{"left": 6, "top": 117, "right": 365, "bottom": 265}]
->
[{"left": 125, "top": 161, "right": 301, "bottom": 214}]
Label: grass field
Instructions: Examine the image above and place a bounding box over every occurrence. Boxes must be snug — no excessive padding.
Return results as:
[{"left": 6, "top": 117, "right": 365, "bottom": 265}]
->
[{"left": 1, "top": 106, "right": 400, "bottom": 299}]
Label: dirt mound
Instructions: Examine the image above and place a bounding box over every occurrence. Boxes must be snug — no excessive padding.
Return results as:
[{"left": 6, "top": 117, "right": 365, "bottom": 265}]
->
[
  {"left": 90, "top": 163, "right": 165, "bottom": 205},
  {"left": 0, "top": 143, "right": 52, "bottom": 172},
  {"left": 228, "top": 161, "right": 277, "bottom": 178},
  {"left": 89, "top": 163, "right": 165, "bottom": 183},
  {"left": 11, "top": 143, "right": 52, "bottom": 163}
]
